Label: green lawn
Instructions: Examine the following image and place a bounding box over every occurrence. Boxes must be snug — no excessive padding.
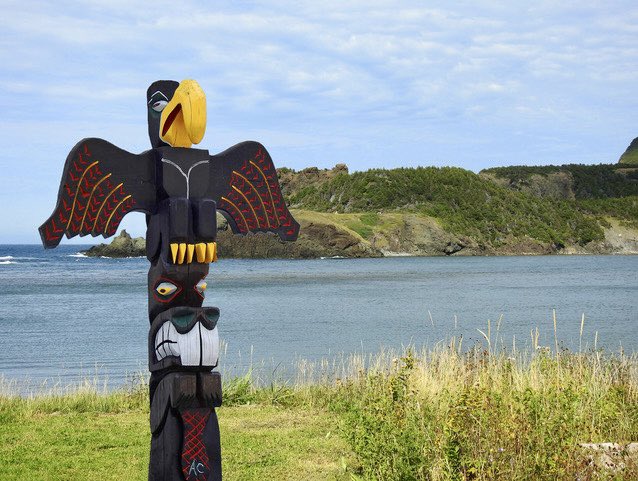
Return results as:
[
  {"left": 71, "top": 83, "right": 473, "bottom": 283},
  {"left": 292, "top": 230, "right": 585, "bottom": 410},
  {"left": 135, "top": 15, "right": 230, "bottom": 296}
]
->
[{"left": 0, "top": 402, "right": 353, "bottom": 480}]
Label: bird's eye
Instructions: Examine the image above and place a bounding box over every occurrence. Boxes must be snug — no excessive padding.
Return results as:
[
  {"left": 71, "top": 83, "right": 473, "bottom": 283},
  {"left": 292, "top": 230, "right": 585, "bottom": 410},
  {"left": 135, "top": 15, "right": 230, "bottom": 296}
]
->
[
  {"left": 195, "top": 279, "right": 207, "bottom": 296},
  {"left": 152, "top": 100, "right": 168, "bottom": 112},
  {"left": 156, "top": 281, "right": 178, "bottom": 296}
]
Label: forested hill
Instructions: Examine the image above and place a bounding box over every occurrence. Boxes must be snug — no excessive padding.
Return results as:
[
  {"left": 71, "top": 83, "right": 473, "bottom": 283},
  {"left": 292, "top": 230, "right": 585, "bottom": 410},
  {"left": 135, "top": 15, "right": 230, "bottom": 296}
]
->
[{"left": 272, "top": 162, "right": 637, "bottom": 256}]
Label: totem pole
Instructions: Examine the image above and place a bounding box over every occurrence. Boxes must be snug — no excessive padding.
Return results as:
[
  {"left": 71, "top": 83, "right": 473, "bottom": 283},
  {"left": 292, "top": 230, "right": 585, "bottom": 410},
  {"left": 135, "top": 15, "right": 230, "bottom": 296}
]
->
[{"left": 39, "top": 79, "right": 299, "bottom": 480}]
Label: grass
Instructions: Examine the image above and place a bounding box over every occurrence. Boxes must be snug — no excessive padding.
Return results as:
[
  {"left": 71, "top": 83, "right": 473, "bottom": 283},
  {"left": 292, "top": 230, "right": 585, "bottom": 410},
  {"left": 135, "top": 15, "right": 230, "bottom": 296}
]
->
[
  {"left": 289, "top": 209, "right": 372, "bottom": 240},
  {"left": 620, "top": 151, "right": 638, "bottom": 165},
  {"left": 0, "top": 379, "right": 354, "bottom": 480},
  {"left": 1, "top": 340, "right": 637, "bottom": 480},
  {"left": 289, "top": 209, "right": 403, "bottom": 242}
]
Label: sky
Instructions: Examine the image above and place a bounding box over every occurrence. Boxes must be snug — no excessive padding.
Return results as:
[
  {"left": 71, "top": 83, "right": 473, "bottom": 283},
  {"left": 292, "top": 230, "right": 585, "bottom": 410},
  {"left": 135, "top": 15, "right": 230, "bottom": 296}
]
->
[{"left": 1, "top": 0, "right": 637, "bottom": 243}]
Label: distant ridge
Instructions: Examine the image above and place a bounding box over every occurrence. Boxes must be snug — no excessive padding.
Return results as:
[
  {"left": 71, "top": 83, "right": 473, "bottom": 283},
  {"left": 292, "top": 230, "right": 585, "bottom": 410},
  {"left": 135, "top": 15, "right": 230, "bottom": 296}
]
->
[{"left": 619, "top": 137, "right": 638, "bottom": 165}]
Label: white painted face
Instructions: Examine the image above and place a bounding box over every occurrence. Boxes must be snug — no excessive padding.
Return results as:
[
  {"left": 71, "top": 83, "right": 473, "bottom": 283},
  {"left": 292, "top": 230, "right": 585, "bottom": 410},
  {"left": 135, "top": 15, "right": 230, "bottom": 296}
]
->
[{"left": 154, "top": 321, "right": 219, "bottom": 367}]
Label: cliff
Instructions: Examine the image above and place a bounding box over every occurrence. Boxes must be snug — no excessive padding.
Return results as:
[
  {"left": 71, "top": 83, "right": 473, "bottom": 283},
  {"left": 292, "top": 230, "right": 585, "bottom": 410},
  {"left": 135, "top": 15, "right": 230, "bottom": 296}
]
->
[{"left": 83, "top": 230, "right": 145, "bottom": 257}]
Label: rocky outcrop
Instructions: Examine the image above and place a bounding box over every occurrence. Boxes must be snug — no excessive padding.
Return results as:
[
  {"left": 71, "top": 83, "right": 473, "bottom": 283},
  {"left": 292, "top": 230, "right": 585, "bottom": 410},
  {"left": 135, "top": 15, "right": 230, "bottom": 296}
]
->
[
  {"left": 579, "top": 442, "right": 638, "bottom": 475},
  {"left": 562, "top": 219, "right": 638, "bottom": 255},
  {"left": 367, "top": 214, "right": 483, "bottom": 256},
  {"left": 216, "top": 213, "right": 381, "bottom": 259},
  {"left": 278, "top": 164, "right": 349, "bottom": 206},
  {"left": 365, "top": 212, "right": 638, "bottom": 256},
  {"left": 601, "top": 219, "right": 638, "bottom": 253},
  {"left": 82, "top": 230, "right": 146, "bottom": 257}
]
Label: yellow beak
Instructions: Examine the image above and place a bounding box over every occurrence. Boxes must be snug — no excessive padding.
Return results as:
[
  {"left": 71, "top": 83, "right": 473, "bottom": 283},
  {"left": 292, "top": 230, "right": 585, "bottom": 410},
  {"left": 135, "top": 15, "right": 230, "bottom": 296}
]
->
[{"left": 160, "top": 79, "right": 207, "bottom": 148}]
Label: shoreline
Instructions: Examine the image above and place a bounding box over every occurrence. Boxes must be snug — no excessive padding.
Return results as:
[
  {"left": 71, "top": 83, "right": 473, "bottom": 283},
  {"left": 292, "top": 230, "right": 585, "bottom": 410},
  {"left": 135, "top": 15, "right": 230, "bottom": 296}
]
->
[
  {"left": 0, "top": 245, "right": 636, "bottom": 264},
  {"left": 75, "top": 209, "right": 638, "bottom": 259},
  {"left": 79, "top": 250, "right": 637, "bottom": 259}
]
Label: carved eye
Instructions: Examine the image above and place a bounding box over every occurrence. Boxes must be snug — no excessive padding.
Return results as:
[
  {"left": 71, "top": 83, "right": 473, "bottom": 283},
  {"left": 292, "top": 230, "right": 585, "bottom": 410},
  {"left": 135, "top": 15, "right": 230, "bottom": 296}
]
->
[
  {"left": 195, "top": 279, "right": 207, "bottom": 296},
  {"left": 156, "top": 281, "right": 178, "bottom": 297},
  {"left": 151, "top": 100, "right": 168, "bottom": 112}
]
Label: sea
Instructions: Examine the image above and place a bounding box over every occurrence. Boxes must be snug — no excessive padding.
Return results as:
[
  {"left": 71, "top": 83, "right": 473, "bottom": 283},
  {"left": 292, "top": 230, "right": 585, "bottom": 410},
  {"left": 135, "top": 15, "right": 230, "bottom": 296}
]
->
[{"left": 0, "top": 244, "right": 636, "bottom": 391}]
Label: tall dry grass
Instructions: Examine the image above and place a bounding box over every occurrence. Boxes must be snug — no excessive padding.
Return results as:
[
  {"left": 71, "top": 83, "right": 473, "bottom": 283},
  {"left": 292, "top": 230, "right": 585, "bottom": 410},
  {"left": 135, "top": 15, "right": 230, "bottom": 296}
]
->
[{"left": 322, "top": 336, "right": 638, "bottom": 480}]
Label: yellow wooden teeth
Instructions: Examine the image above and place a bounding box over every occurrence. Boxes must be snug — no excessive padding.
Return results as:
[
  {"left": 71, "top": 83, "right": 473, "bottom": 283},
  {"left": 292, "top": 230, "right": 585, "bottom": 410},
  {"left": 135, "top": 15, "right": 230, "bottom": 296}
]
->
[
  {"left": 177, "top": 243, "right": 186, "bottom": 264},
  {"left": 170, "top": 242, "right": 217, "bottom": 264},
  {"left": 196, "top": 243, "right": 206, "bottom": 263},
  {"left": 205, "top": 242, "right": 217, "bottom": 263}
]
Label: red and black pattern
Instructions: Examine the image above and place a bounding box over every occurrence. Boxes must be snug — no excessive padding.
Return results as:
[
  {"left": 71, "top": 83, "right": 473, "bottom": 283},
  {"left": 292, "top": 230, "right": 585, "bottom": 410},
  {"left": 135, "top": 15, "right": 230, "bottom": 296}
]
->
[
  {"left": 93, "top": 183, "right": 135, "bottom": 236},
  {"left": 80, "top": 176, "right": 123, "bottom": 234},
  {"left": 40, "top": 138, "right": 297, "bottom": 249},
  {"left": 180, "top": 408, "right": 211, "bottom": 481},
  {"left": 39, "top": 138, "right": 156, "bottom": 248},
  {"left": 214, "top": 142, "right": 299, "bottom": 241},
  {"left": 40, "top": 144, "right": 93, "bottom": 246}
]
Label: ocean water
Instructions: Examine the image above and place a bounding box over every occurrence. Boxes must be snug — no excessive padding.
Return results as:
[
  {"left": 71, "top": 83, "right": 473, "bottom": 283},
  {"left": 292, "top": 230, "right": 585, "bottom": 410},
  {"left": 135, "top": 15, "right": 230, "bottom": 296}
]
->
[{"left": 0, "top": 244, "right": 636, "bottom": 390}]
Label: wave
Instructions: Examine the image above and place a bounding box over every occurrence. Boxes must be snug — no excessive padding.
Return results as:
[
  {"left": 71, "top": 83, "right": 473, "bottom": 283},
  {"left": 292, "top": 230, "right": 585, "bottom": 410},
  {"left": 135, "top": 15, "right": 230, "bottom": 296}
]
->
[
  {"left": 68, "top": 253, "right": 88, "bottom": 258},
  {"left": 0, "top": 255, "right": 43, "bottom": 262}
]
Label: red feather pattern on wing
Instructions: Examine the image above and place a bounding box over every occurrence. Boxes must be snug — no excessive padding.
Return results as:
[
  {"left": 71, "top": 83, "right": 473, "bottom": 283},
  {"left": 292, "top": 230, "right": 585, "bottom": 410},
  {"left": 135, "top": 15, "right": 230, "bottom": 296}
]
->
[
  {"left": 41, "top": 143, "right": 135, "bottom": 244},
  {"left": 217, "top": 146, "right": 296, "bottom": 237}
]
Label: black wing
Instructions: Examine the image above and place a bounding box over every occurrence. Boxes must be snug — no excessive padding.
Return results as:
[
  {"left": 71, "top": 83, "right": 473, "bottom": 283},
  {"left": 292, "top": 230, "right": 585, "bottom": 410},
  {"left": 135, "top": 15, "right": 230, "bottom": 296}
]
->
[
  {"left": 208, "top": 141, "right": 299, "bottom": 241},
  {"left": 39, "top": 138, "right": 156, "bottom": 248}
]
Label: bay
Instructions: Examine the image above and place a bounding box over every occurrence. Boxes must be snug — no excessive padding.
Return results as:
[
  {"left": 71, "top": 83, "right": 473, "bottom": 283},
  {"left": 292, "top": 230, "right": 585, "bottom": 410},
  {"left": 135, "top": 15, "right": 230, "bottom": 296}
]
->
[{"left": 0, "top": 244, "right": 636, "bottom": 390}]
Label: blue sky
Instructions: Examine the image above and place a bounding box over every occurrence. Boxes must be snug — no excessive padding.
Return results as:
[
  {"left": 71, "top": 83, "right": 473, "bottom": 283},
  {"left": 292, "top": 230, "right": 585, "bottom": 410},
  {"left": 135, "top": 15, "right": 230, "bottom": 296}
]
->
[{"left": 1, "top": 0, "right": 637, "bottom": 243}]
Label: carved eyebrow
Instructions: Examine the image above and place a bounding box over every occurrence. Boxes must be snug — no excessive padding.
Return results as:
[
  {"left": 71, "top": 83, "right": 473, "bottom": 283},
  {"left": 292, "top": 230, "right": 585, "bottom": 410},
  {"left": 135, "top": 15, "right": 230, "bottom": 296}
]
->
[{"left": 147, "top": 91, "right": 169, "bottom": 104}]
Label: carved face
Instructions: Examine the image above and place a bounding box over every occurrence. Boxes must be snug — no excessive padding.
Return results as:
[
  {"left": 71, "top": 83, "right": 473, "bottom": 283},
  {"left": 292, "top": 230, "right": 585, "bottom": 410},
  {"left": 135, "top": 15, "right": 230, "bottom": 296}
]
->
[
  {"left": 147, "top": 257, "right": 218, "bottom": 371},
  {"left": 148, "top": 257, "right": 210, "bottom": 322},
  {"left": 148, "top": 305, "right": 220, "bottom": 372}
]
